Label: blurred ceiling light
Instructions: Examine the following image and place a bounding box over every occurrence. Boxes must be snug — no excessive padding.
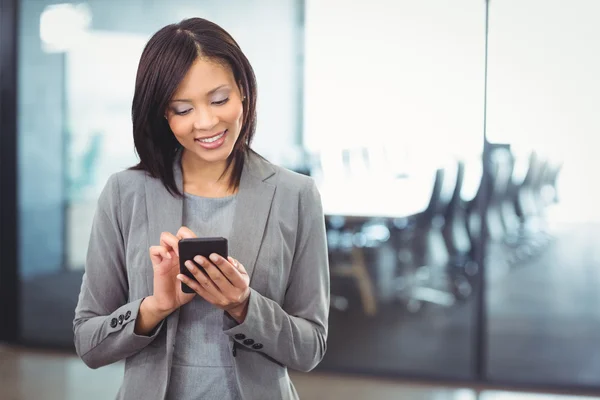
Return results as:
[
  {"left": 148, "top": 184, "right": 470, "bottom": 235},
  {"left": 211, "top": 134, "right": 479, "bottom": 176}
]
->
[{"left": 40, "top": 3, "right": 92, "bottom": 53}]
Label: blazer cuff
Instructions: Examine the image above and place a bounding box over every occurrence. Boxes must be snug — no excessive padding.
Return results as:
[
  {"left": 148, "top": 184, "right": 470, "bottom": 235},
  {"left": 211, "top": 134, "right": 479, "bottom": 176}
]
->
[
  {"left": 104, "top": 298, "right": 163, "bottom": 347},
  {"left": 77, "top": 297, "right": 164, "bottom": 368},
  {"left": 222, "top": 288, "right": 267, "bottom": 351}
]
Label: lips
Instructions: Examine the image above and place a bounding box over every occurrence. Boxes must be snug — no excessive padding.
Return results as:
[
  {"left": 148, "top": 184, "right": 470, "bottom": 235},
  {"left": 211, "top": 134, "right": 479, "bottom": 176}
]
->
[
  {"left": 194, "top": 129, "right": 228, "bottom": 150},
  {"left": 196, "top": 130, "right": 227, "bottom": 143}
]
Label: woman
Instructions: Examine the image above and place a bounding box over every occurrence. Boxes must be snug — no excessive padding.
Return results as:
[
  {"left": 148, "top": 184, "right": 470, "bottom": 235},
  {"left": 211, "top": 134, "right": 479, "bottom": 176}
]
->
[{"left": 73, "top": 17, "right": 329, "bottom": 400}]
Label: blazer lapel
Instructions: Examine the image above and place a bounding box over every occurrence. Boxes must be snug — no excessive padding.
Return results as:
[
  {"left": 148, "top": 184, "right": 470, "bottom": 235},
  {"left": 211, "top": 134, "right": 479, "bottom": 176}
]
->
[
  {"left": 144, "top": 153, "right": 185, "bottom": 355},
  {"left": 144, "top": 155, "right": 185, "bottom": 294},
  {"left": 228, "top": 152, "right": 276, "bottom": 281}
]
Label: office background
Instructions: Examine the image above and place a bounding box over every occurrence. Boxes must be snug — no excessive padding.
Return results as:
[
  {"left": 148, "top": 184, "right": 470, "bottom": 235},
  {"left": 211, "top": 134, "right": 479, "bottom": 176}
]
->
[{"left": 1, "top": 0, "right": 600, "bottom": 398}]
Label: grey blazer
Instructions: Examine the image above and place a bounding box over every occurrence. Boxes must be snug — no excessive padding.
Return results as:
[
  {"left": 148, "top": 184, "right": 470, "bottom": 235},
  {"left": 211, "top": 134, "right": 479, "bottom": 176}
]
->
[{"left": 73, "top": 151, "right": 330, "bottom": 400}]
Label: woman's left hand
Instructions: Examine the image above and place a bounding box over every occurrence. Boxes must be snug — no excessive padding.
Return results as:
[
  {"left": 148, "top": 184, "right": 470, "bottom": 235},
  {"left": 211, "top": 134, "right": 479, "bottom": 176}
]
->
[{"left": 177, "top": 254, "right": 250, "bottom": 323}]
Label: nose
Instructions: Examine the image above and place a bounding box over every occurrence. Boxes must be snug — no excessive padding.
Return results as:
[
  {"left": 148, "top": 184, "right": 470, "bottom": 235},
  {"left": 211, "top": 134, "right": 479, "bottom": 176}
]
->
[{"left": 192, "top": 106, "right": 218, "bottom": 131}]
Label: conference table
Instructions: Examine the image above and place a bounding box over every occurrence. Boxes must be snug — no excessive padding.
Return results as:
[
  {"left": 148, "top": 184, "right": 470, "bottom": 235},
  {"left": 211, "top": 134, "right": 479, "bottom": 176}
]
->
[
  {"left": 316, "top": 174, "right": 434, "bottom": 316},
  {"left": 315, "top": 159, "right": 482, "bottom": 317},
  {"left": 318, "top": 175, "right": 434, "bottom": 219}
]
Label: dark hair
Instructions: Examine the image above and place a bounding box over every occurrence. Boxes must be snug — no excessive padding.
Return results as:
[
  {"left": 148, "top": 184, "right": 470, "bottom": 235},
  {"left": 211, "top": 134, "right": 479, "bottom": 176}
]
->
[{"left": 130, "top": 17, "right": 258, "bottom": 196}]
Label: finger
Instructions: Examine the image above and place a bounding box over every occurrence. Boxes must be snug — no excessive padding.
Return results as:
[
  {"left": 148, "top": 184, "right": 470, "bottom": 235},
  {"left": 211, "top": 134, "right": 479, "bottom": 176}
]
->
[
  {"left": 149, "top": 245, "right": 171, "bottom": 265},
  {"left": 203, "top": 257, "right": 233, "bottom": 291},
  {"left": 184, "top": 260, "right": 223, "bottom": 296},
  {"left": 228, "top": 257, "right": 247, "bottom": 275},
  {"left": 176, "top": 226, "right": 197, "bottom": 240},
  {"left": 176, "top": 274, "right": 219, "bottom": 303},
  {"left": 204, "top": 254, "right": 246, "bottom": 288},
  {"left": 160, "top": 231, "right": 180, "bottom": 257}
]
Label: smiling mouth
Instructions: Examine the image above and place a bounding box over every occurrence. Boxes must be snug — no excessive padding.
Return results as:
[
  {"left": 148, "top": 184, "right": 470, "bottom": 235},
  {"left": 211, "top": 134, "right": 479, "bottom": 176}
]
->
[{"left": 196, "top": 130, "right": 227, "bottom": 143}]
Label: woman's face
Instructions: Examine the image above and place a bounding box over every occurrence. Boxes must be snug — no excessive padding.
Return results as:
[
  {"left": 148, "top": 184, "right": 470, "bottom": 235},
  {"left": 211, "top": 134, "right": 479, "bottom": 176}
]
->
[{"left": 166, "top": 57, "right": 244, "bottom": 167}]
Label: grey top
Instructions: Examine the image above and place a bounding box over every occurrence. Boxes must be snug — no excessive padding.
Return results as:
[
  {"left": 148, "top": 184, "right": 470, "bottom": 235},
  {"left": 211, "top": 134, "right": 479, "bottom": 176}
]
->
[{"left": 166, "top": 193, "right": 240, "bottom": 400}]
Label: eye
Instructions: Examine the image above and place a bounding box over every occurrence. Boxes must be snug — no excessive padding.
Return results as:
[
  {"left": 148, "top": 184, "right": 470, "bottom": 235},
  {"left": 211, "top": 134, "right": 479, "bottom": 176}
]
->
[
  {"left": 213, "top": 98, "right": 229, "bottom": 106},
  {"left": 174, "top": 109, "right": 192, "bottom": 116}
]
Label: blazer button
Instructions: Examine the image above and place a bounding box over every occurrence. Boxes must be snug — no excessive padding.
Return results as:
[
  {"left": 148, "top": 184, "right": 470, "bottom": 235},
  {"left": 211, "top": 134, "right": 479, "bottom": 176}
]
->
[
  {"left": 243, "top": 339, "right": 254, "bottom": 346},
  {"left": 234, "top": 334, "right": 246, "bottom": 340},
  {"left": 110, "top": 318, "right": 118, "bottom": 328},
  {"left": 124, "top": 311, "right": 131, "bottom": 320},
  {"left": 118, "top": 315, "right": 125, "bottom": 325},
  {"left": 252, "top": 343, "right": 263, "bottom": 350}
]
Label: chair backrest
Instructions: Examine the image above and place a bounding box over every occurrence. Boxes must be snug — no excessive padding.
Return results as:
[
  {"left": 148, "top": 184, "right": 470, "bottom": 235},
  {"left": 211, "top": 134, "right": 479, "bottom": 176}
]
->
[
  {"left": 532, "top": 158, "right": 549, "bottom": 193},
  {"left": 461, "top": 155, "right": 483, "bottom": 204},
  {"left": 489, "top": 147, "right": 514, "bottom": 204},
  {"left": 419, "top": 168, "right": 445, "bottom": 227},
  {"left": 521, "top": 151, "right": 540, "bottom": 189},
  {"left": 444, "top": 160, "right": 466, "bottom": 220}
]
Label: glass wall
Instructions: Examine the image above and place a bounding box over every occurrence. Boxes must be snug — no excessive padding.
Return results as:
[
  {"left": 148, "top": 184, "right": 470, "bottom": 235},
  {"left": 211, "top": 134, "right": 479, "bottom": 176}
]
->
[
  {"left": 304, "top": 0, "right": 486, "bottom": 379},
  {"left": 17, "top": 0, "right": 304, "bottom": 346},
  {"left": 485, "top": 0, "right": 600, "bottom": 388}
]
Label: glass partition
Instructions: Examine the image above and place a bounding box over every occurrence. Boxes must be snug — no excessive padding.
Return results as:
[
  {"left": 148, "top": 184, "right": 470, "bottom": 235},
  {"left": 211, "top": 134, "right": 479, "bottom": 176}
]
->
[
  {"left": 485, "top": 0, "right": 600, "bottom": 388},
  {"left": 304, "top": 0, "right": 486, "bottom": 379}
]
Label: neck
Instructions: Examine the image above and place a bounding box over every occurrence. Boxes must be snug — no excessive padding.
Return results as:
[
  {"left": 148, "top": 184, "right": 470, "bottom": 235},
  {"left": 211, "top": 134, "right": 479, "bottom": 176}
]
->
[{"left": 180, "top": 150, "right": 235, "bottom": 197}]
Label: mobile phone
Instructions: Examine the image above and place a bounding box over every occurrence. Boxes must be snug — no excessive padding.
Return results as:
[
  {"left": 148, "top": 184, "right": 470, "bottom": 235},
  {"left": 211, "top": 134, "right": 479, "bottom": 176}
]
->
[{"left": 178, "top": 237, "right": 228, "bottom": 294}]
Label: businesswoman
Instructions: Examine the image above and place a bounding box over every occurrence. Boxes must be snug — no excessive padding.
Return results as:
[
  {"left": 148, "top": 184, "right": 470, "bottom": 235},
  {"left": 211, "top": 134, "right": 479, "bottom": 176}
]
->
[{"left": 73, "top": 17, "right": 329, "bottom": 400}]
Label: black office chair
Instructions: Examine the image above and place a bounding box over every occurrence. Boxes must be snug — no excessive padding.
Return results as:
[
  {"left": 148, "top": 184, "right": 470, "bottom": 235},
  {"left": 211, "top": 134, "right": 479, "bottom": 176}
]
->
[
  {"left": 442, "top": 161, "right": 469, "bottom": 264},
  {"left": 393, "top": 166, "right": 463, "bottom": 311},
  {"left": 515, "top": 152, "right": 550, "bottom": 247},
  {"left": 462, "top": 148, "right": 515, "bottom": 280},
  {"left": 458, "top": 155, "right": 484, "bottom": 277},
  {"left": 544, "top": 161, "right": 563, "bottom": 205},
  {"left": 514, "top": 152, "right": 540, "bottom": 225},
  {"left": 441, "top": 159, "right": 480, "bottom": 289},
  {"left": 464, "top": 158, "right": 486, "bottom": 257},
  {"left": 440, "top": 159, "right": 478, "bottom": 300},
  {"left": 499, "top": 153, "right": 523, "bottom": 246},
  {"left": 486, "top": 148, "right": 515, "bottom": 243},
  {"left": 327, "top": 215, "right": 381, "bottom": 317}
]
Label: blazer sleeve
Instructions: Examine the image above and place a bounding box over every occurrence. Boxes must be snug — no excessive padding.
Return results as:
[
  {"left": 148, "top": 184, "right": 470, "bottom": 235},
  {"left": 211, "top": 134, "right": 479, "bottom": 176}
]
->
[
  {"left": 223, "top": 178, "right": 330, "bottom": 372},
  {"left": 73, "top": 173, "right": 163, "bottom": 369}
]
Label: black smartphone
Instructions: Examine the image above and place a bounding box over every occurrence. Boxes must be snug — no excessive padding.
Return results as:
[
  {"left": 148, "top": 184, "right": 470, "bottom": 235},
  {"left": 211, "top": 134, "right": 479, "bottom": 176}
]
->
[{"left": 178, "top": 237, "right": 228, "bottom": 293}]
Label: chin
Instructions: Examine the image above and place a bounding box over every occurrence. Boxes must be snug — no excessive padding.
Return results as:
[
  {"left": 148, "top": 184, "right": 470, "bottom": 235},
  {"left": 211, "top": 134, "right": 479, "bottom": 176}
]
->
[{"left": 190, "top": 145, "right": 235, "bottom": 165}]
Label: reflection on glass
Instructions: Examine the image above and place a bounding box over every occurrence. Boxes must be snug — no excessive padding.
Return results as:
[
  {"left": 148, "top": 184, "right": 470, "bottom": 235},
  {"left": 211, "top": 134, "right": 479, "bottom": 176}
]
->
[
  {"left": 65, "top": 31, "right": 147, "bottom": 269},
  {"left": 40, "top": 3, "right": 92, "bottom": 53},
  {"left": 486, "top": 0, "right": 600, "bottom": 388}
]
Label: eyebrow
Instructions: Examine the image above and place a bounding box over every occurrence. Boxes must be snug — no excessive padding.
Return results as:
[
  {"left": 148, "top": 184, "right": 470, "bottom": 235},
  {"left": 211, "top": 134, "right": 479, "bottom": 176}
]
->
[{"left": 170, "top": 84, "right": 230, "bottom": 103}]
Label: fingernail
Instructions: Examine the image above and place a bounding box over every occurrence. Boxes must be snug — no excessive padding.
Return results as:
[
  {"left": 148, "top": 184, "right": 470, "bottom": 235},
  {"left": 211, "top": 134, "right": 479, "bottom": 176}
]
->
[
  {"left": 194, "top": 256, "right": 204, "bottom": 265},
  {"left": 165, "top": 252, "right": 172, "bottom": 259},
  {"left": 209, "top": 254, "right": 219, "bottom": 263},
  {"left": 176, "top": 275, "right": 184, "bottom": 281},
  {"left": 185, "top": 261, "right": 194, "bottom": 271}
]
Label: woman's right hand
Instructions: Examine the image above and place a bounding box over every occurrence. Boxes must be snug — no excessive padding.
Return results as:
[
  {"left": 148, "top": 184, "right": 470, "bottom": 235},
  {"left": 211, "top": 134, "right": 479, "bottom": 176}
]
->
[{"left": 148, "top": 226, "right": 197, "bottom": 315}]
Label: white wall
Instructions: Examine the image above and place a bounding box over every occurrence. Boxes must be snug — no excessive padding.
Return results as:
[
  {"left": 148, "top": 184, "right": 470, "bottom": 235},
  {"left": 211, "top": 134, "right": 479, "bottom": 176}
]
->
[
  {"left": 303, "top": 0, "right": 486, "bottom": 165},
  {"left": 486, "top": 0, "right": 600, "bottom": 222}
]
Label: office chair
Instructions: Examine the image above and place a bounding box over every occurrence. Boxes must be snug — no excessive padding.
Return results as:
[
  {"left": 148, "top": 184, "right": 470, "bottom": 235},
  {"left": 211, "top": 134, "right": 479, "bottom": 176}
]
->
[{"left": 393, "top": 166, "right": 462, "bottom": 311}]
